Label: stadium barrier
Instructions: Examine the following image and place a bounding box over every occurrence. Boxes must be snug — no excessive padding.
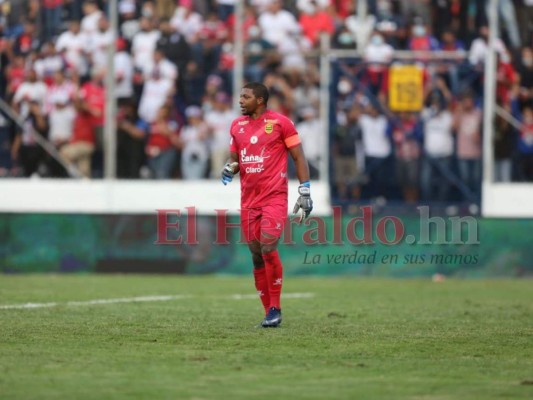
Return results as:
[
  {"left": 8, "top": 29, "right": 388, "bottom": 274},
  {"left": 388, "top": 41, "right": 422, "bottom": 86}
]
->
[{"left": 1, "top": 207, "right": 531, "bottom": 277}]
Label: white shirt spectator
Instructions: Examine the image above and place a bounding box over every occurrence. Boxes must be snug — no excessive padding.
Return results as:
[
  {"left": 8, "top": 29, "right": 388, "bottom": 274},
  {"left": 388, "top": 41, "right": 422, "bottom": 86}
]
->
[
  {"left": 359, "top": 114, "right": 391, "bottom": 158},
  {"left": 421, "top": 108, "right": 454, "bottom": 157},
  {"left": 142, "top": 58, "right": 178, "bottom": 84},
  {"left": 49, "top": 102, "right": 76, "bottom": 143},
  {"left": 258, "top": 8, "right": 300, "bottom": 48},
  {"left": 55, "top": 30, "right": 89, "bottom": 75},
  {"left": 33, "top": 54, "right": 64, "bottom": 82},
  {"left": 170, "top": 7, "right": 204, "bottom": 43},
  {"left": 468, "top": 37, "right": 506, "bottom": 66},
  {"left": 138, "top": 78, "right": 173, "bottom": 123},
  {"left": 45, "top": 80, "right": 76, "bottom": 114},
  {"left": 364, "top": 39, "right": 394, "bottom": 65},
  {"left": 345, "top": 13, "right": 377, "bottom": 49},
  {"left": 89, "top": 29, "right": 114, "bottom": 68},
  {"left": 131, "top": 29, "right": 161, "bottom": 68},
  {"left": 13, "top": 80, "right": 48, "bottom": 119},
  {"left": 181, "top": 122, "right": 210, "bottom": 180},
  {"left": 205, "top": 108, "right": 236, "bottom": 153},
  {"left": 296, "top": 111, "right": 324, "bottom": 169},
  {"left": 81, "top": 9, "right": 104, "bottom": 36},
  {"left": 278, "top": 33, "right": 310, "bottom": 71},
  {"left": 114, "top": 51, "right": 134, "bottom": 99}
]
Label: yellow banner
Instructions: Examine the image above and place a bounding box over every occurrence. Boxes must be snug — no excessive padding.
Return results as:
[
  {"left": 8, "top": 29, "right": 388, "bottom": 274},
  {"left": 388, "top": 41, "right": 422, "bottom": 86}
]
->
[{"left": 388, "top": 65, "right": 424, "bottom": 111}]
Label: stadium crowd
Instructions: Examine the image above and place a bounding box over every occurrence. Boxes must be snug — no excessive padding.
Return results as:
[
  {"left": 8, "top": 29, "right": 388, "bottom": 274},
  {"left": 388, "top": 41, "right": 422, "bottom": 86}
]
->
[{"left": 0, "top": 0, "right": 532, "bottom": 204}]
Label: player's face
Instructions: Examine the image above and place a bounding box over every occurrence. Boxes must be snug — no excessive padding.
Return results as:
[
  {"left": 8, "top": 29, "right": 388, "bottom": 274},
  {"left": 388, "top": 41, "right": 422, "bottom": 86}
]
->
[{"left": 239, "top": 88, "right": 260, "bottom": 116}]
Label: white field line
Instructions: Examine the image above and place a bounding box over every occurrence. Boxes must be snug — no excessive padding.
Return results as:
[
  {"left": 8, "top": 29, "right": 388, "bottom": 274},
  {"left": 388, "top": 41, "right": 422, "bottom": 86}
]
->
[{"left": 0, "top": 292, "right": 314, "bottom": 310}]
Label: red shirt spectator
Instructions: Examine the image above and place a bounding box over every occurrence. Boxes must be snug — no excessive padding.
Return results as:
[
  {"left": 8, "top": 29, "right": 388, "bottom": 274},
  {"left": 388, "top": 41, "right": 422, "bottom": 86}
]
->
[{"left": 299, "top": 8, "right": 335, "bottom": 47}]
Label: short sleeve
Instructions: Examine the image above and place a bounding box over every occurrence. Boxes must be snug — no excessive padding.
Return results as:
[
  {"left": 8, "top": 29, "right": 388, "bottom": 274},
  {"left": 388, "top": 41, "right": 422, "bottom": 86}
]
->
[
  {"left": 280, "top": 115, "right": 301, "bottom": 149},
  {"left": 229, "top": 119, "right": 237, "bottom": 153}
]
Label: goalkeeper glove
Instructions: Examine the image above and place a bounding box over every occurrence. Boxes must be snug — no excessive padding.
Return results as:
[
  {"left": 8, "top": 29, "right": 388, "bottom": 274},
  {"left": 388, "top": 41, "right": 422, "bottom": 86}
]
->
[
  {"left": 221, "top": 162, "right": 239, "bottom": 185},
  {"left": 293, "top": 181, "right": 313, "bottom": 223}
]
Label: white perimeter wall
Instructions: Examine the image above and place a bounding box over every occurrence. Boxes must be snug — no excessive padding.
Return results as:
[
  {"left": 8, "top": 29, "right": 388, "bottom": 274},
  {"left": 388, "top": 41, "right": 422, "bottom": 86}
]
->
[
  {"left": 0, "top": 179, "right": 332, "bottom": 216},
  {"left": 482, "top": 183, "right": 533, "bottom": 218}
]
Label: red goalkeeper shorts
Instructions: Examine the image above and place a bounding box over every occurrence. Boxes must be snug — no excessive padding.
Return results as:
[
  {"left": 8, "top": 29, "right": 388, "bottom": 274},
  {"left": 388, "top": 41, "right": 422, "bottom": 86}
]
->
[{"left": 241, "top": 203, "right": 288, "bottom": 244}]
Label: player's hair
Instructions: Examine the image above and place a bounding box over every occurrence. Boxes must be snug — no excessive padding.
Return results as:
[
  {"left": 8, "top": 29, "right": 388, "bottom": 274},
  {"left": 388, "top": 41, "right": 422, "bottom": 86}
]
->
[{"left": 243, "top": 82, "right": 269, "bottom": 105}]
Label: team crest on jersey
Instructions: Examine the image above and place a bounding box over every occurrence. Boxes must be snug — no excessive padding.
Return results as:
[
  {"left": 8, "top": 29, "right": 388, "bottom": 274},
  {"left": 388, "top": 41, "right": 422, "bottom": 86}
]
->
[{"left": 265, "top": 123, "right": 273, "bottom": 134}]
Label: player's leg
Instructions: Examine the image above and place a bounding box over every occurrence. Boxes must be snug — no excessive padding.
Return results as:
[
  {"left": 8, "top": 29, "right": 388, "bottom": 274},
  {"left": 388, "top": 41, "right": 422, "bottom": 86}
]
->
[
  {"left": 248, "top": 240, "right": 270, "bottom": 315},
  {"left": 258, "top": 204, "right": 287, "bottom": 327},
  {"left": 241, "top": 208, "right": 270, "bottom": 315}
]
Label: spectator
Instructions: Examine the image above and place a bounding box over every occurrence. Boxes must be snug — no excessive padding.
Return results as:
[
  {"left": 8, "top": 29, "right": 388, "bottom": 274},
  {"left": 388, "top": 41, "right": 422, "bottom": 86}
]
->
[
  {"left": 454, "top": 91, "right": 482, "bottom": 198},
  {"left": 0, "top": 111, "right": 15, "bottom": 177},
  {"left": 343, "top": 5, "right": 376, "bottom": 49},
  {"left": 437, "top": 29, "right": 465, "bottom": 94},
  {"left": 131, "top": 17, "right": 161, "bottom": 69},
  {"left": 468, "top": 26, "right": 507, "bottom": 68},
  {"left": 204, "top": 91, "right": 235, "bottom": 178},
  {"left": 116, "top": 100, "right": 146, "bottom": 178},
  {"left": 298, "top": 1, "right": 335, "bottom": 48},
  {"left": 114, "top": 37, "right": 134, "bottom": 102},
  {"left": 517, "top": 46, "right": 533, "bottom": 104},
  {"left": 144, "top": 104, "right": 181, "bottom": 179},
  {"left": 518, "top": 0, "right": 533, "bottom": 47},
  {"left": 258, "top": 0, "right": 300, "bottom": 49},
  {"left": 157, "top": 17, "right": 193, "bottom": 94},
  {"left": 142, "top": 47, "right": 178, "bottom": 84},
  {"left": 81, "top": 1, "right": 104, "bottom": 37},
  {"left": 12, "top": 19, "right": 40, "bottom": 57},
  {"left": 46, "top": 91, "right": 76, "bottom": 177},
  {"left": 374, "top": 0, "right": 407, "bottom": 49},
  {"left": 392, "top": 112, "right": 420, "bottom": 203},
  {"left": 293, "top": 73, "right": 320, "bottom": 118},
  {"left": 408, "top": 22, "right": 439, "bottom": 52},
  {"left": 511, "top": 90, "right": 533, "bottom": 181},
  {"left": 420, "top": 90, "right": 454, "bottom": 202},
  {"left": 359, "top": 101, "right": 392, "bottom": 199},
  {"left": 170, "top": 2, "right": 204, "bottom": 44},
  {"left": 12, "top": 69, "right": 47, "bottom": 120},
  {"left": 11, "top": 100, "right": 48, "bottom": 177},
  {"left": 33, "top": 41, "right": 65, "bottom": 86},
  {"left": 60, "top": 67, "right": 105, "bottom": 178},
  {"left": 55, "top": 20, "right": 89, "bottom": 77},
  {"left": 41, "top": 0, "right": 64, "bottom": 41},
  {"left": 226, "top": 3, "right": 257, "bottom": 43},
  {"left": 243, "top": 25, "right": 277, "bottom": 83},
  {"left": 138, "top": 68, "right": 175, "bottom": 123},
  {"left": 496, "top": 51, "right": 518, "bottom": 105},
  {"left": 295, "top": 106, "right": 323, "bottom": 179},
  {"left": 119, "top": 1, "right": 140, "bottom": 41},
  {"left": 88, "top": 15, "right": 113, "bottom": 69},
  {"left": 333, "top": 104, "right": 361, "bottom": 200},
  {"left": 493, "top": 99, "right": 514, "bottom": 182},
  {"left": 363, "top": 31, "right": 394, "bottom": 95},
  {"left": 180, "top": 105, "right": 210, "bottom": 179},
  {"left": 4, "top": 55, "right": 27, "bottom": 99},
  {"left": 215, "top": 0, "right": 235, "bottom": 22}
]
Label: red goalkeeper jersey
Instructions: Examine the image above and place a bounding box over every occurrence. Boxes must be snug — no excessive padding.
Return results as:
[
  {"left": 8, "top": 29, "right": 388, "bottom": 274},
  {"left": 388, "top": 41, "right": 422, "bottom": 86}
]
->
[{"left": 229, "top": 110, "right": 301, "bottom": 209}]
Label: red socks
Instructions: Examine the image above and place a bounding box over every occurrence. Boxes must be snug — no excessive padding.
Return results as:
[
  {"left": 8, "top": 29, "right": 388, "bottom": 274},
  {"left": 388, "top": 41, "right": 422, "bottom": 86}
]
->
[
  {"left": 261, "top": 250, "right": 283, "bottom": 310},
  {"left": 253, "top": 267, "right": 270, "bottom": 314}
]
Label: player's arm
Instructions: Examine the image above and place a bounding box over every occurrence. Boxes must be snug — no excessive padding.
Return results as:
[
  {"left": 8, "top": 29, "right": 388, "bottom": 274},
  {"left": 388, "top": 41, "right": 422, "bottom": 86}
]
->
[
  {"left": 221, "top": 151, "right": 239, "bottom": 185},
  {"left": 289, "top": 144, "right": 313, "bottom": 223}
]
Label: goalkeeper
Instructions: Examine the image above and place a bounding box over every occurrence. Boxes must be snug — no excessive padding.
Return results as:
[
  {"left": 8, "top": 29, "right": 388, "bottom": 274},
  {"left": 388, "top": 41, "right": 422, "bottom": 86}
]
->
[{"left": 221, "top": 82, "right": 313, "bottom": 328}]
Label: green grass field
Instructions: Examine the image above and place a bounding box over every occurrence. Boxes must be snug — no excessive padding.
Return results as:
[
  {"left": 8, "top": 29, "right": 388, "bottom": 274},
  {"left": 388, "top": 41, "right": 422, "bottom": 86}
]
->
[{"left": 1, "top": 275, "right": 532, "bottom": 400}]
